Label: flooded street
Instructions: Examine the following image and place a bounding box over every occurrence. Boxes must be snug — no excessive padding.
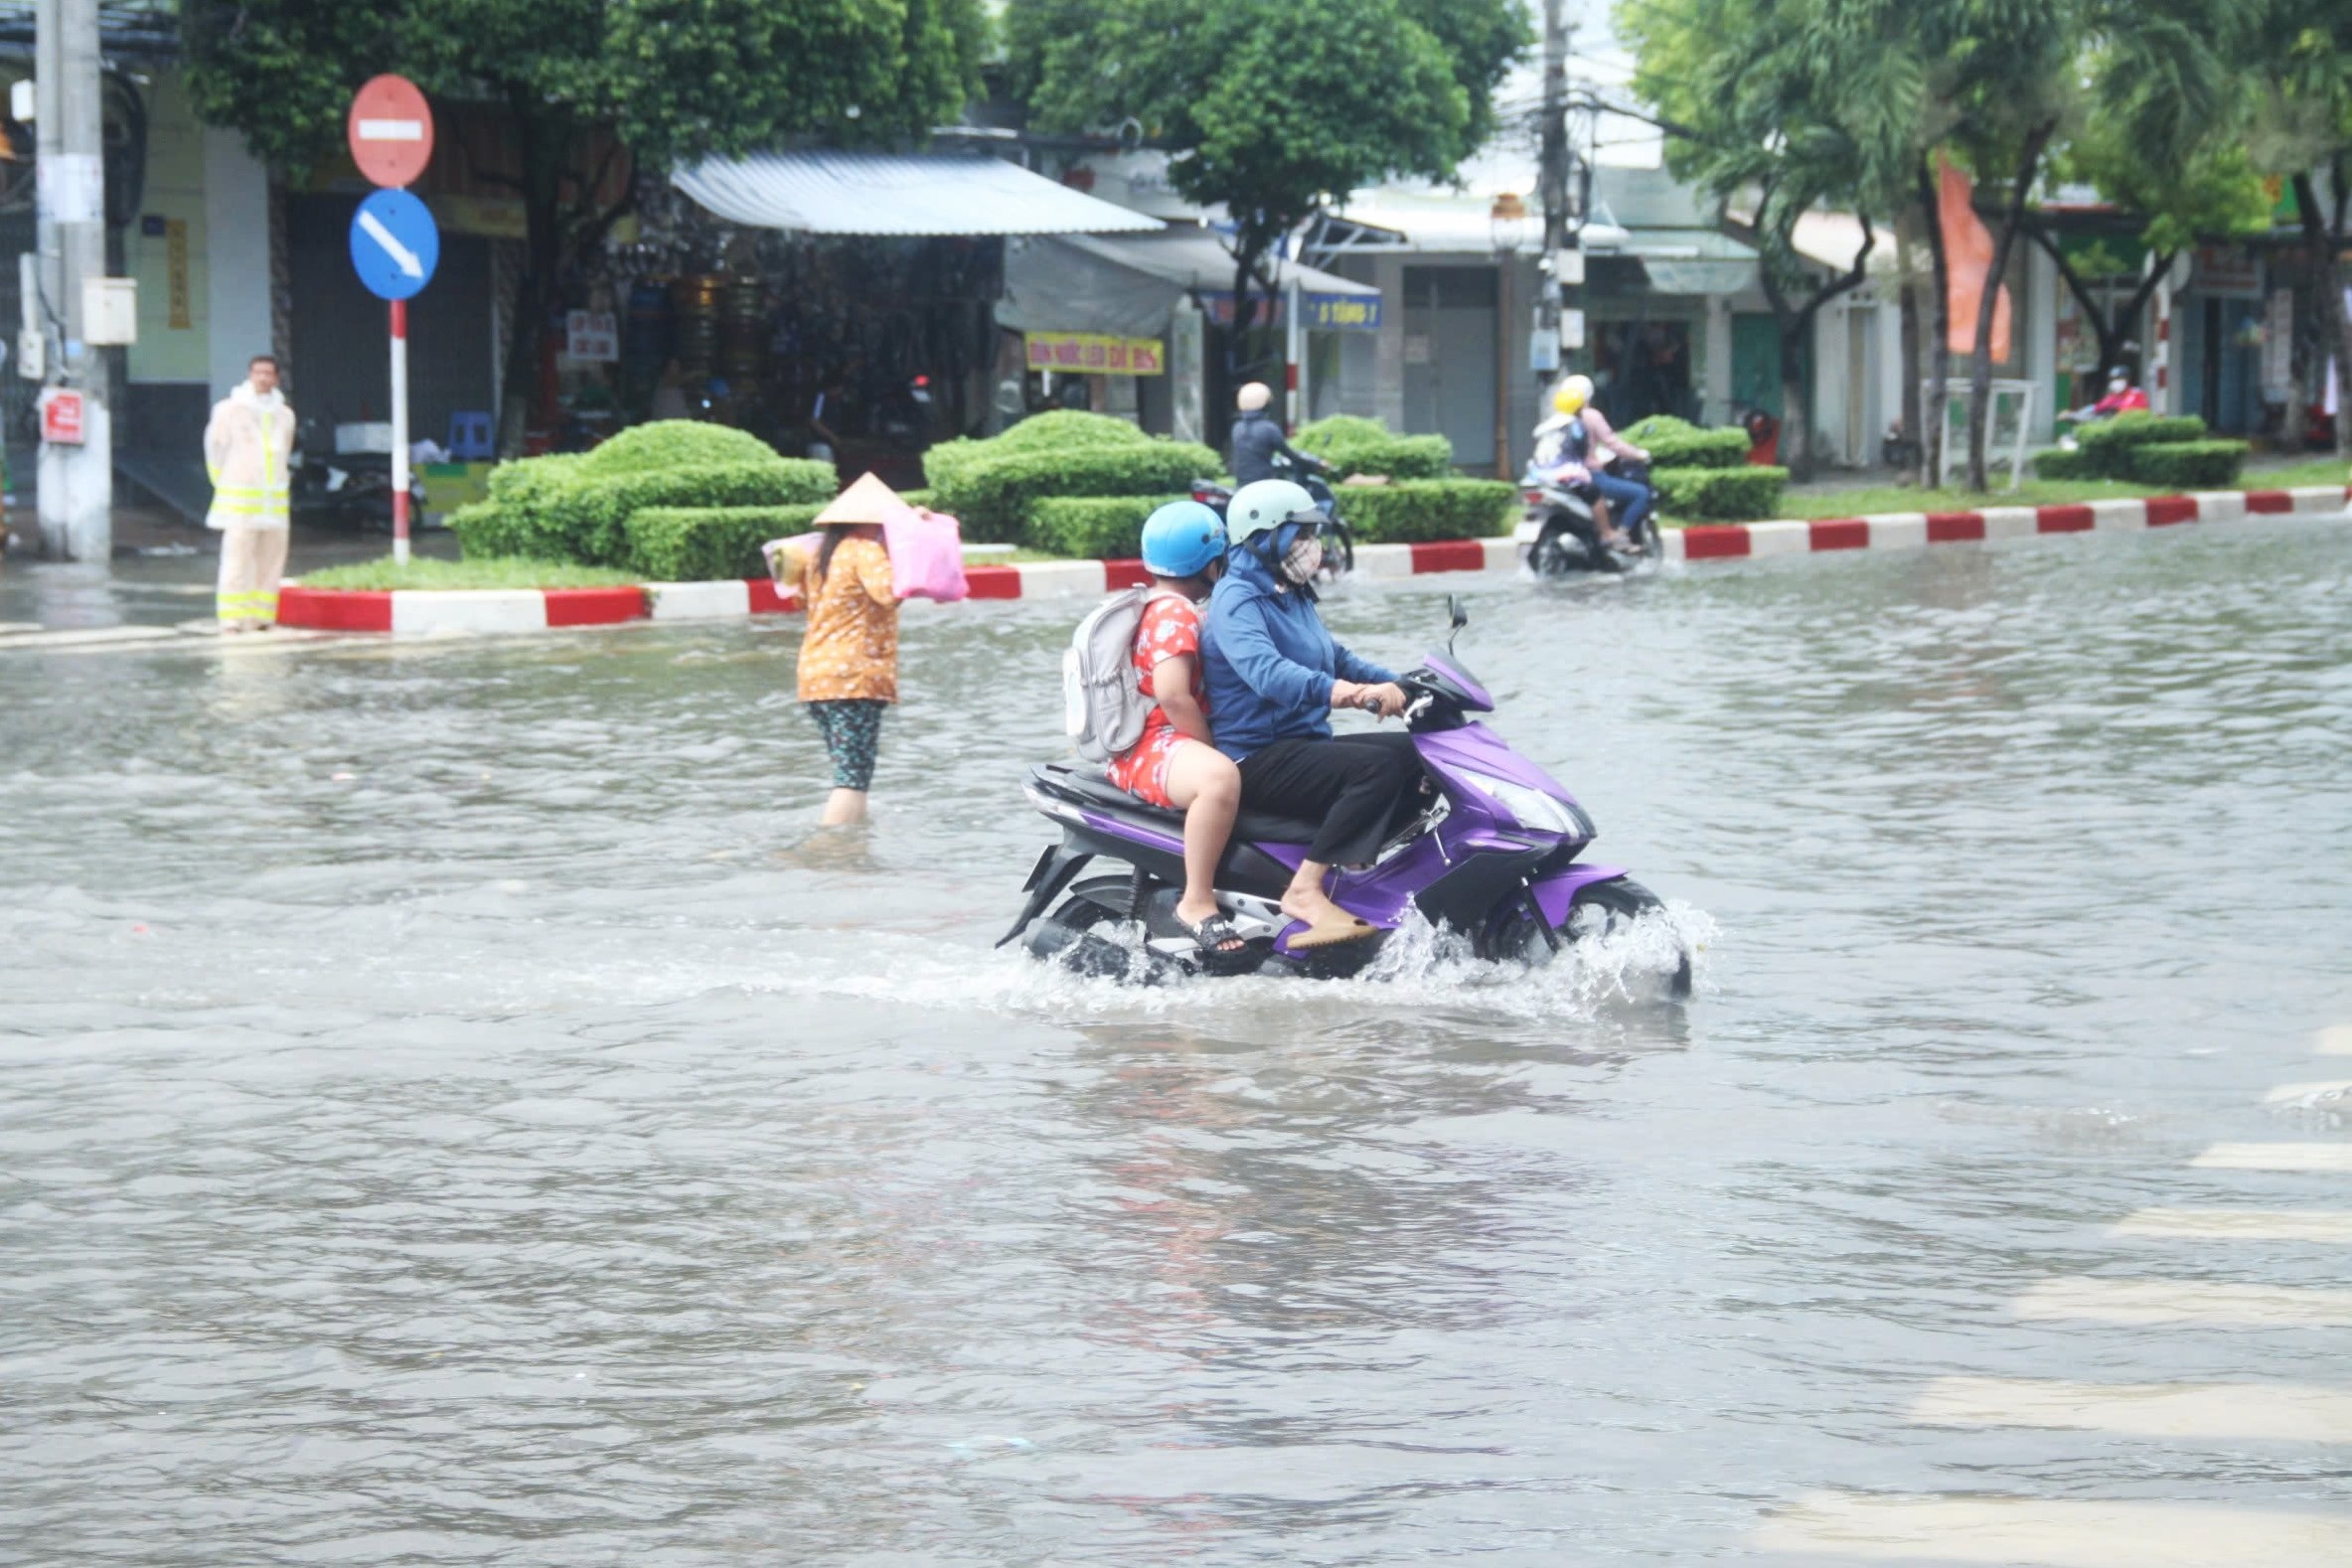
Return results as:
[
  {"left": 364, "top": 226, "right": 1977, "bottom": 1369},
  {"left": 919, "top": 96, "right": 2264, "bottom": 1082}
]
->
[{"left": 4, "top": 516, "right": 2350, "bottom": 1563}]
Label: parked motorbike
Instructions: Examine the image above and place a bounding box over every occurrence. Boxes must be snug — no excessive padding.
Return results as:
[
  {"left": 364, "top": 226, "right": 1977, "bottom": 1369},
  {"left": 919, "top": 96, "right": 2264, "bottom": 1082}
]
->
[
  {"left": 290, "top": 431, "right": 393, "bottom": 531},
  {"left": 1516, "top": 461, "right": 1658, "bottom": 576},
  {"left": 1000, "top": 596, "right": 1692, "bottom": 994},
  {"left": 1190, "top": 451, "right": 1356, "bottom": 581}
]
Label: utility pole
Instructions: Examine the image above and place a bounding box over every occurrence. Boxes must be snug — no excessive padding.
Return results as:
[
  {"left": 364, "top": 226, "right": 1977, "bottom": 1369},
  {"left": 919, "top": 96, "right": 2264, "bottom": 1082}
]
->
[
  {"left": 35, "top": 0, "right": 111, "bottom": 562},
  {"left": 1538, "top": 0, "right": 1570, "bottom": 255},
  {"left": 1535, "top": 0, "right": 1583, "bottom": 379}
]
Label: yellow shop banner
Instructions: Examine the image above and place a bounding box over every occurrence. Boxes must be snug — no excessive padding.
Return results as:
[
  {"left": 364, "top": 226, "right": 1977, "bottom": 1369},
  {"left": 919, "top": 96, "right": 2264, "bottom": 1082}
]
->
[{"left": 1023, "top": 333, "right": 1166, "bottom": 376}]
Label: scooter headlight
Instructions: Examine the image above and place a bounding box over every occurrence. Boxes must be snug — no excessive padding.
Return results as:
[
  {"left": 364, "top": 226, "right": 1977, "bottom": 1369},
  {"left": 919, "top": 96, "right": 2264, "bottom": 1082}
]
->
[{"left": 1460, "top": 771, "right": 1580, "bottom": 836}]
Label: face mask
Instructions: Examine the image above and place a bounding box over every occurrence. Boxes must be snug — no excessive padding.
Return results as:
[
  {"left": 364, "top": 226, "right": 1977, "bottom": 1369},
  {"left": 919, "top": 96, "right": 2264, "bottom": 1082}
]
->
[{"left": 1280, "top": 534, "right": 1324, "bottom": 584}]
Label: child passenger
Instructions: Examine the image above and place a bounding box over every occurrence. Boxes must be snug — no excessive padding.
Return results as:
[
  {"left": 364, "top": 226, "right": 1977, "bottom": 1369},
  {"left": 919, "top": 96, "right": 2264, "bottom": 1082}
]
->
[{"left": 1108, "top": 502, "right": 1246, "bottom": 957}]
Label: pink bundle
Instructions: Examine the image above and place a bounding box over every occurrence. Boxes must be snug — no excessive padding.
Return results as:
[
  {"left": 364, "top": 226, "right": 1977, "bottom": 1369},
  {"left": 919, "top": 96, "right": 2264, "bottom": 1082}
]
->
[{"left": 878, "top": 502, "right": 969, "bottom": 603}]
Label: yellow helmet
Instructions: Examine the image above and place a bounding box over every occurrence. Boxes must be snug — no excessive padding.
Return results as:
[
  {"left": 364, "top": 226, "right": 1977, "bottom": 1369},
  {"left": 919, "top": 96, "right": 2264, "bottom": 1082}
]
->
[{"left": 1552, "top": 375, "right": 1593, "bottom": 416}]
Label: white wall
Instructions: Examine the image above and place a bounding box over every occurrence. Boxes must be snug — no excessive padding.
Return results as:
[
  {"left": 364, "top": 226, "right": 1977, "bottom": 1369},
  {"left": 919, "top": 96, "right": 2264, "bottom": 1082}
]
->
[{"left": 203, "top": 127, "right": 273, "bottom": 400}]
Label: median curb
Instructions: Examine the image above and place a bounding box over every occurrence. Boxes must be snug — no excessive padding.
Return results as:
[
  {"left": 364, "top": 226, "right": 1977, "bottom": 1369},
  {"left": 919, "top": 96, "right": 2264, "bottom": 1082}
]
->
[
  {"left": 275, "top": 540, "right": 1518, "bottom": 637},
  {"left": 1655, "top": 484, "right": 2350, "bottom": 564},
  {"left": 274, "top": 484, "right": 2344, "bottom": 637}
]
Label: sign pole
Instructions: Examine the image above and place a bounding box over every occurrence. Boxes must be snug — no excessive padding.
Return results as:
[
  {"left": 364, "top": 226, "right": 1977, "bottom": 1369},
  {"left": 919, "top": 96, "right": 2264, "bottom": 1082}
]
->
[
  {"left": 391, "top": 300, "right": 410, "bottom": 564},
  {"left": 346, "top": 76, "right": 435, "bottom": 560}
]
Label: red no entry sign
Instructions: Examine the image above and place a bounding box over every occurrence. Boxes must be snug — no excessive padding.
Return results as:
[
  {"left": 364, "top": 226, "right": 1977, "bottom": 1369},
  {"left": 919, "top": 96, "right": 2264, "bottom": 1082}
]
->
[{"left": 347, "top": 75, "right": 434, "bottom": 189}]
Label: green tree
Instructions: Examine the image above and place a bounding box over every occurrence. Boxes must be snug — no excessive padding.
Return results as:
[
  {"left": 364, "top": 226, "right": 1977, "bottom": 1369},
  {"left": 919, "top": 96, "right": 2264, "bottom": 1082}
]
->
[
  {"left": 1926, "top": 0, "right": 2239, "bottom": 488},
  {"left": 2033, "top": 123, "right": 2273, "bottom": 391},
  {"left": 1008, "top": 0, "right": 1525, "bottom": 380},
  {"left": 1623, "top": 0, "right": 1920, "bottom": 480},
  {"left": 181, "top": 0, "right": 988, "bottom": 454},
  {"left": 2238, "top": 0, "right": 2352, "bottom": 451}
]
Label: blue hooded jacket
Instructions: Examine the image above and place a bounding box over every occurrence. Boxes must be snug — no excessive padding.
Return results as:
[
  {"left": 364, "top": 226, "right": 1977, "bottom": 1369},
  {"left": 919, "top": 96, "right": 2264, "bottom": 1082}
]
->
[{"left": 1201, "top": 547, "right": 1397, "bottom": 761}]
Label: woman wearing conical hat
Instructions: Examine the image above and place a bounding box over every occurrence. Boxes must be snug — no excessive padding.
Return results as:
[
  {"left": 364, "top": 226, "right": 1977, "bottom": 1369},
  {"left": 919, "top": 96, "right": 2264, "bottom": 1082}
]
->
[{"left": 789, "top": 472, "right": 903, "bottom": 826}]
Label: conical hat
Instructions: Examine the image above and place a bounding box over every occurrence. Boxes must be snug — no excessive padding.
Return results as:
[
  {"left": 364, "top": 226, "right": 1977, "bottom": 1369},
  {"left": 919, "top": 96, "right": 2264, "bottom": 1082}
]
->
[{"left": 814, "top": 471, "right": 903, "bottom": 527}]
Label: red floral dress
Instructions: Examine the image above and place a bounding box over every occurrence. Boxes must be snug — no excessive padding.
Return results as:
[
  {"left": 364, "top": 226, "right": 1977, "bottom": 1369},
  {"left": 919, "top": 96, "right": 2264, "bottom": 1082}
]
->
[{"left": 1106, "top": 594, "right": 1208, "bottom": 808}]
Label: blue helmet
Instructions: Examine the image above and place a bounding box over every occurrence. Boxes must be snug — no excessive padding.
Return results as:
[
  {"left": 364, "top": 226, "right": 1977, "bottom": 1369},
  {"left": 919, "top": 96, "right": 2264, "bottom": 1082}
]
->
[{"left": 1140, "top": 500, "right": 1227, "bottom": 578}]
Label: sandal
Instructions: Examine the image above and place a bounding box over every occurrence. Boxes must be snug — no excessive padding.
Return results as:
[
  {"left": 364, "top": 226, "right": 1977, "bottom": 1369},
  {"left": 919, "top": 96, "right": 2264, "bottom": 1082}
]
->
[
  {"left": 1146, "top": 890, "right": 1249, "bottom": 959},
  {"left": 1284, "top": 910, "right": 1378, "bottom": 949}
]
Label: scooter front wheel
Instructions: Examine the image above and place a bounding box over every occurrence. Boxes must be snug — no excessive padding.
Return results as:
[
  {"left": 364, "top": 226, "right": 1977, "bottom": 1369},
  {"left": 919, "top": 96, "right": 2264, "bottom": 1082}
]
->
[{"left": 1487, "top": 877, "right": 1692, "bottom": 999}]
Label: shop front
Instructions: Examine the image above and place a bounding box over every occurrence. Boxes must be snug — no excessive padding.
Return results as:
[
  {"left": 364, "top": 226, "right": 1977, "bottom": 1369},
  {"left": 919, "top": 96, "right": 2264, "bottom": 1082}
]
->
[
  {"left": 626, "top": 150, "right": 1161, "bottom": 486},
  {"left": 998, "top": 228, "right": 1382, "bottom": 446}
]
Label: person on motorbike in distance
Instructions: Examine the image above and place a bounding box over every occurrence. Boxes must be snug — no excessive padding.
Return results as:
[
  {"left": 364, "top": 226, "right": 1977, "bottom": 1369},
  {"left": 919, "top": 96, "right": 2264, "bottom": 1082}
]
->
[
  {"left": 1230, "top": 381, "right": 1329, "bottom": 487},
  {"left": 1107, "top": 501, "right": 1246, "bottom": 957},
  {"left": 1201, "top": 479, "right": 1414, "bottom": 949},
  {"left": 2070, "top": 370, "right": 2149, "bottom": 420},
  {"left": 1535, "top": 375, "right": 1652, "bottom": 551}
]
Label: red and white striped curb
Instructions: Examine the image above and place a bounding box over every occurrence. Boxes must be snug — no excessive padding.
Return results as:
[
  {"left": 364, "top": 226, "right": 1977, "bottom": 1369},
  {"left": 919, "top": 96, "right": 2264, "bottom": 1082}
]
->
[
  {"left": 276, "top": 540, "right": 1516, "bottom": 637},
  {"left": 276, "top": 486, "right": 2342, "bottom": 636},
  {"left": 1656, "top": 485, "right": 2350, "bottom": 564}
]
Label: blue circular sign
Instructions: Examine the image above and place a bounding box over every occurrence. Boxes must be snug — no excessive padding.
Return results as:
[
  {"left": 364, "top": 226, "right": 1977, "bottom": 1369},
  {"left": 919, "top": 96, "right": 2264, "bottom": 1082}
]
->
[{"left": 349, "top": 188, "right": 440, "bottom": 301}]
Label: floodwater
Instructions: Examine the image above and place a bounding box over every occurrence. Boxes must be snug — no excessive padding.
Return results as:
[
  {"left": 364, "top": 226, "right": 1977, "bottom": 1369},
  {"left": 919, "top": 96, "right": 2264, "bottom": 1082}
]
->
[{"left": 3, "top": 515, "right": 2349, "bottom": 1564}]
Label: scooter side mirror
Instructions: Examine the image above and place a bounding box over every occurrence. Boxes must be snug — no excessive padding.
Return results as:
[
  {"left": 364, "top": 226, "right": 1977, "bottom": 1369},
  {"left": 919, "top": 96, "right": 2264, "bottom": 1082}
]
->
[{"left": 1447, "top": 593, "right": 1469, "bottom": 632}]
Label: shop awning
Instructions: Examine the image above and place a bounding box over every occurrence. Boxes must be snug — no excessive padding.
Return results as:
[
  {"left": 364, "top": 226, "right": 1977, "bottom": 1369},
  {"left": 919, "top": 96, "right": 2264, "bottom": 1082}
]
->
[
  {"left": 1000, "top": 230, "right": 1380, "bottom": 338},
  {"left": 672, "top": 150, "right": 1163, "bottom": 237},
  {"left": 1592, "top": 227, "right": 1759, "bottom": 296}
]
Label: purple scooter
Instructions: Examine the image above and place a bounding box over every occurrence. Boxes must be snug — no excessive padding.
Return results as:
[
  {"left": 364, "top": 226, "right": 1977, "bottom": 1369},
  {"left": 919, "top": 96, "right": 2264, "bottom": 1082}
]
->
[{"left": 1000, "top": 596, "right": 1692, "bottom": 993}]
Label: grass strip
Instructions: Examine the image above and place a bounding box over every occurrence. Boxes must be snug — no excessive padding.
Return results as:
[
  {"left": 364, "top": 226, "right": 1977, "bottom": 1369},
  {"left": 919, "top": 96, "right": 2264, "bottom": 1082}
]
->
[{"left": 296, "top": 555, "right": 643, "bottom": 591}]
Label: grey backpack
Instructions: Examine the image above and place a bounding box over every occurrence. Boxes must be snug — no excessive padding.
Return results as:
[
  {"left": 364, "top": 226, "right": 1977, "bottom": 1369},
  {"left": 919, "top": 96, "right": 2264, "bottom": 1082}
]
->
[{"left": 1064, "top": 586, "right": 1179, "bottom": 764}]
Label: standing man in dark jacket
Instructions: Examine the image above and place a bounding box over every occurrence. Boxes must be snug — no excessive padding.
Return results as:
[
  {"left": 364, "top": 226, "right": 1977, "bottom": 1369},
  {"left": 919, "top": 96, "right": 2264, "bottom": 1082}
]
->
[{"left": 1228, "top": 382, "right": 1328, "bottom": 487}]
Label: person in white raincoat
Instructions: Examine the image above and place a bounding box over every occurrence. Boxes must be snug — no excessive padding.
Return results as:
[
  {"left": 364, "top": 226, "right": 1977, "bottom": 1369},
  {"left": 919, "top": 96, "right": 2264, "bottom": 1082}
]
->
[{"left": 205, "top": 354, "right": 296, "bottom": 632}]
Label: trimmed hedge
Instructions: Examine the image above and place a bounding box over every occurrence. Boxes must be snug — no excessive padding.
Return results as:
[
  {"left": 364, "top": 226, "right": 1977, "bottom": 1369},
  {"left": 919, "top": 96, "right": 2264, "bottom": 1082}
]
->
[
  {"left": 1026, "top": 495, "right": 1182, "bottom": 559},
  {"left": 990, "top": 409, "right": 1159, "bottom": 451},
  {"left": 1653, "top": 465, "right": 1790, "bottom": 522},
  {"left": 2123, "top": 439, "right": 2249, "bottom": 489},
  {"left": 924, "top": 435, "right": 1220, "bottom": 543},
  {"left": 1295, "top": 414, "right": 1456, "bottom": 479},
  {"left": 1337, "top": 479, "right": 1516, "bottom": 543},
  {"left": 2032, "top": 445, "right": 2099, "bottom": 481},
  {"left": 452, "top": 430, "right": 834, "bottom": 565},
  {"left": 1621, "top": 414, "right": 1750, "bottom": 470},
  {"left": 549, "top": 459, "right": 832, "bottom": 565},
  {"left": 2073, "top": 412, "right": 2209, "bottom": 477},
  {"left": 576, "top": 420, "right": 782, "bottom": 476},
  {"left": 448, "top": 499, "right": 531, "bottom": 560},
  {"left": 622, "top": 504, "right": 825, "bottom": 581}
]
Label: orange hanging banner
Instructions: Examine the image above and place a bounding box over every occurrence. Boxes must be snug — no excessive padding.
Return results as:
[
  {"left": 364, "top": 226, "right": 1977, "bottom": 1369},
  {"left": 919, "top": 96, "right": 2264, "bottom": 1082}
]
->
[{"left": 1939, "top": 154, "right": 2011, "bottom": 364}]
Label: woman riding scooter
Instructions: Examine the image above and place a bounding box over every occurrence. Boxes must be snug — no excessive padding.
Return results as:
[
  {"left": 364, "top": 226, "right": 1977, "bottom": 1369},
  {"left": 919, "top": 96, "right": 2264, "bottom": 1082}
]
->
[
  {"left": 1200, "top": 479, "right": 1413, "bottom": 949},
  {"left": 1534, "top": 375, "right": 1653, "bottom": 552}
]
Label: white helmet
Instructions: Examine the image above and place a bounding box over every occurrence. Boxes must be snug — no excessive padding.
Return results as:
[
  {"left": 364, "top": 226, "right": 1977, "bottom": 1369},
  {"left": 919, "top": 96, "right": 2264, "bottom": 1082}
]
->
[
  {"left": 1226, "top": 478, "right": 1322, "bottom": 547},
  {"left": 1236, "top": 381, "right": 1273, "bottom": 412}
]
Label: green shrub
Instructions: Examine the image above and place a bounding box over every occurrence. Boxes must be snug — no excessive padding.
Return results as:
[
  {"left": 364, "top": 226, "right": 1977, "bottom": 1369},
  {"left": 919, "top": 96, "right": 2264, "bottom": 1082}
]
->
[
  {"left": 1653, "top": 465, "right": 1789, "bottom": 522},
  {"left": 453, "top": 428, "right": 834, "bottom": 566},
  {"left": 449, "top": 499, "right": 530, "bottom": 559},
  {"left": 2123, "top": 439, "right": 2248, "bottom": 490},
  {"left": 2073, "top": 412, "right": 2209, "bottom": 477},
  {"left": 462, "top": 455, "right": 584, "bottom": 557},
  {"left": 1295, "top": 415, "right": 1455, "bottom": 479},
  {"left": 1337, "top": 479, "right": 1516, "bottom": 543},
  {"left": 1026, "top": 496, "right": 1184, "bottom": 559},
  {"left": 1621, "top": 414, "right": 1751, "bottom": 470},
  {"left": 623, "top": 504, "right": 827, "bottom": 581},
  {"left": 925, "top": 437, "right": 1221, "bottom": 543},
  {"left": 990, "top": 409, "right": 1155, "bottom": 450},
  {"left": 577, "top": 419, "right": 783, "bottom": 476},
  {"left": 546, "top": 459, "right": 833, "bottom": 565},
  {"left": 2032, "top": 445, "right": 2099, "bottom": 481}
]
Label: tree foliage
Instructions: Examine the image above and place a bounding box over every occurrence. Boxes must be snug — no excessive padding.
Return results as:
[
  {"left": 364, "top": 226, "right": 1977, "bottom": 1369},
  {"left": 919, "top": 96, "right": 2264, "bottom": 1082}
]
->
[
  {"left": 2233, "top": 0, "right": 2352, "bottom": 449},
  {"left": 1007, "top": 0, "right": 1525, "bottom": 375},
  {"left": 180, "top": 0, "right": 988, "bottom": 451},
  {"left": 1624, "top": 0, "right": 2248, "bottom": 488}
]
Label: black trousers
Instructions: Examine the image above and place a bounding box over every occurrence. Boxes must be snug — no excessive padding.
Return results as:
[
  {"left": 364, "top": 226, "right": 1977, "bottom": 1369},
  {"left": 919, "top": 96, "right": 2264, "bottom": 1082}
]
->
[{"left": 1237, "top": 731, "right": 1423, "bottom": 867}]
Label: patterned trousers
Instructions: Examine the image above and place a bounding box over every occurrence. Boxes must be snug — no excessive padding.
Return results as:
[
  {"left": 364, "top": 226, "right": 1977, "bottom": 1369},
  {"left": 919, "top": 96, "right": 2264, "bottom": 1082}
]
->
[
  {"left": 806, "top": 699, "right": 886, "bottom": 791},
  {"left": 216, "top": 527, "right": 290, "bottom": 630}
]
